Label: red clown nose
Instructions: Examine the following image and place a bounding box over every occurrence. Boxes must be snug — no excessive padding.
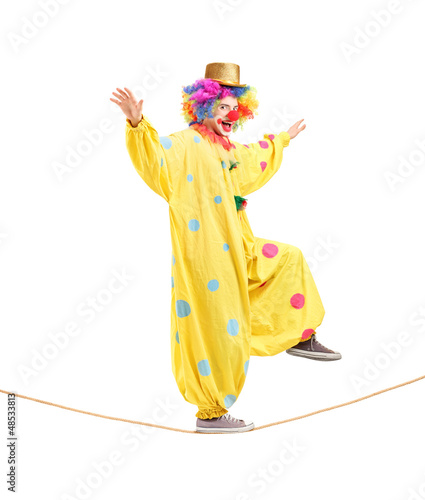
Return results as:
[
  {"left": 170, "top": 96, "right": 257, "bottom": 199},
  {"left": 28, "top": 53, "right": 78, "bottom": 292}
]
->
[{"left": 227, "top": 110, "right": 240, "bottom": 122}]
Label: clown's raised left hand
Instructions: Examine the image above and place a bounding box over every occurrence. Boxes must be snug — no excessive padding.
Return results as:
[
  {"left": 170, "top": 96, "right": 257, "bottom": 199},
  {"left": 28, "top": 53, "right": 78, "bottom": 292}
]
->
[{"left": 287, "top": 119, "right": 306, "bottom": 139}]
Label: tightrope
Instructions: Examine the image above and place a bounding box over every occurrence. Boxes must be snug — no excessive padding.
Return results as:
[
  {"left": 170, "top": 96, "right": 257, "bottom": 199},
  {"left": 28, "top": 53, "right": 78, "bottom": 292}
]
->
[{"left": 1, "top": 374, "right": 424, "bottom": 434}]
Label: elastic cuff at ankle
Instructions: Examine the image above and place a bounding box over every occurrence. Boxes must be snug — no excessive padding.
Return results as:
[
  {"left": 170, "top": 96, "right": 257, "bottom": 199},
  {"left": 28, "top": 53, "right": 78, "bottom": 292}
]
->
[{"left": 196, "top": 407, "right": 228, "bottom": 419}]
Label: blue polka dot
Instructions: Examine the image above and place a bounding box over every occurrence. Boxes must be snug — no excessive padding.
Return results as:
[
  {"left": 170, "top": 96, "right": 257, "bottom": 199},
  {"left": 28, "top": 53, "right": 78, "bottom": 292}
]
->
[
  {"left": 224, "top": 394, "right": 237, "bottom": 408},
  {"left": 194, "top": 135, "right": 201, "bottom": 143},
  {"left": 221, "top": 161, "right": 226, "bottom": 169},
  {"left": 159, "top": 136, "right": 172, "bottom": 149},
  {"left": 188, "top": 219, "right": 200, "bottom": 231},
  {"left": 187, "top": 174, "right": 193, "bottom": 182},
  {"left": 207, "top": 279, "right": 219, "bottom": 292},
  {"left": 214, "top": 196, "right": 222, "bottom": 204},
  {"left": 223, "top": 243, "right": 229, "bottom": 251},
  {"left": 172, "top": 254, "right": 175, "bottom": 266},
  {"left": 160, "top": 158, "right": 164, "bottom": 167},
  {"left": 198, "top": 359, "right": 211, "bottom": 376},
  {"left": 171, "top": 276, "right": 174, "bottom": 288},
  {"left": 244, "top": 359, "right": 249, "bottom": 376},
  {"left": 176, "top": 331, "right": 180, "bottom": 344},
  {"left": 176, "top": 300, "right": 191, "bottom": 318},
  {"left": 227, "top": 319, "right": 239, "bottom": 336}
]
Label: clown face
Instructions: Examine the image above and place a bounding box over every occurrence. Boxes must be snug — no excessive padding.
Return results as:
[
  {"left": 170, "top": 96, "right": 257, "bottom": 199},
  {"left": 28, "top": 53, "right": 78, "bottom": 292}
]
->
[{"left": 202, "top": 95, "right": 240, "bottom": 137}]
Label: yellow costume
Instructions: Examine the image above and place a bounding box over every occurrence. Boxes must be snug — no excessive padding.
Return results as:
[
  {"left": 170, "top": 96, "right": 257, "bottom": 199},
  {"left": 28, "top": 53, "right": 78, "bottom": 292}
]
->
[{"left": 125, "top": 116, "right": 325, "bottom": 419}]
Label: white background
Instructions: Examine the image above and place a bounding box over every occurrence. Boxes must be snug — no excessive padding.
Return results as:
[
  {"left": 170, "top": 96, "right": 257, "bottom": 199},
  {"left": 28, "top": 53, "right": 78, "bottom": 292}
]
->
[{"left": 2, "top": 0, "right": 425, "bottom": 498}]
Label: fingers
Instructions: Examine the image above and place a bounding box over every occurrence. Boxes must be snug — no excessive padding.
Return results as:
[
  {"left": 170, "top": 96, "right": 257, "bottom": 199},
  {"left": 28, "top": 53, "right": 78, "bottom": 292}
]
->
[
  {"left": 124, "top": 87, "right": 138, "bottom": 101},
  {"left": 294, "top": 124, "right": 306, "bottom": 136},
  {"left": 287, "top": 119, "right": 306, "bottom": 139},
  {"left": 289, "top": 119, "right": 305, "bottom": 130},
  {"left": 115, "top": 87, "right": 128, "bottom": 99},
  {"left": 294, "top": 119, "right": 305, "bottom": 131},
  {"left": 111, "top": 88, "right": 130, "bottom": 104},
  {"left": 111, "top": 91, "right": 124, "bottom": 101}
]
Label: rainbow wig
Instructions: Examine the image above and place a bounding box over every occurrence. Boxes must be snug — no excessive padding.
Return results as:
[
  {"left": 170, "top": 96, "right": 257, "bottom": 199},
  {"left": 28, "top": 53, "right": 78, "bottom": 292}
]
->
[{"left": 181, "top": 78, "right": 259, "bottom": 132}]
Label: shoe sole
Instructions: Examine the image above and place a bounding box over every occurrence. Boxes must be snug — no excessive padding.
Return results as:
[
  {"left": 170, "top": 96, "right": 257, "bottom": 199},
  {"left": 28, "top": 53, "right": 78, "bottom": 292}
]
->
[
  {"left": 286, "top": 349, "right": 342, "bottom": 361},
  {"left": 195, "top": 422, "right": 255, "bottom": 433}
]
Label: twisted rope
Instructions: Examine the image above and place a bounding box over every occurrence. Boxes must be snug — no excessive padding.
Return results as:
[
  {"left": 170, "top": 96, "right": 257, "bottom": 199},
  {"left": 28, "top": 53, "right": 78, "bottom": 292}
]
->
[{"left": 1, "top": 374, "right": 424, "bottom": 434}]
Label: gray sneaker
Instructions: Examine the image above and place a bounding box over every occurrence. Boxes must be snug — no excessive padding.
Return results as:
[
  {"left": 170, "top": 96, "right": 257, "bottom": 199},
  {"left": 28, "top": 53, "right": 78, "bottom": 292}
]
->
[
  {"left": 286, "top": 333, "right": 342, "bottom": 361},
  {"left": 196, "top": 413, "right": 255, "bottom": 433}
]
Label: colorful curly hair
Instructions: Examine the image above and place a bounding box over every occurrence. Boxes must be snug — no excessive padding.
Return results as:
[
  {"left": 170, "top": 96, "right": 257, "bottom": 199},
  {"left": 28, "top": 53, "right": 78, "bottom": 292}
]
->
[{"left": 181, "top": 78, "right": 259, "bottom": 132}]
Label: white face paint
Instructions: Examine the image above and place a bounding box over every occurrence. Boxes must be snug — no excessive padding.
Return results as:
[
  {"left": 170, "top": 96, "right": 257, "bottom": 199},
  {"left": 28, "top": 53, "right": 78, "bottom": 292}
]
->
[{"left": 202, "top": 95, "right": 239, "bottom": 137}]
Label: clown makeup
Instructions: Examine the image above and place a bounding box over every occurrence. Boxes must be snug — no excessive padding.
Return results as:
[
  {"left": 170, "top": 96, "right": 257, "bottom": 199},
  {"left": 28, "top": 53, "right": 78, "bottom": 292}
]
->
[{"left": 202, "top": 95, "right": 240, "bottom": 137}]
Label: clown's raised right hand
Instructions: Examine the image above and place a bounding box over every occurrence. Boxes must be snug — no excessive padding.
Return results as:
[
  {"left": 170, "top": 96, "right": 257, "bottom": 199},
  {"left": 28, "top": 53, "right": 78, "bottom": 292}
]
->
[{"left": 110, "top": 87, "right": 143, "bottom": 127}]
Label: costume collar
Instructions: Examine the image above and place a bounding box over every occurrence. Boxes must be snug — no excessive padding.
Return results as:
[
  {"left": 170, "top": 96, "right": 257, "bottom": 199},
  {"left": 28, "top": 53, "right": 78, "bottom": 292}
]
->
[{"left": 190, "top": 122, "right": 236, "bottom": 151}]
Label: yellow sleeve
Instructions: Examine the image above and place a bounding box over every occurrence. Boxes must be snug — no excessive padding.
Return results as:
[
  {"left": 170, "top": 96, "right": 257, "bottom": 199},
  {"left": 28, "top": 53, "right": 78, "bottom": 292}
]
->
[
  {"left": 233, "top": 131, "right": 291, "bottom": 197},
  {"left": 125, "top": 115, "right": 184, "bottom": 203}
]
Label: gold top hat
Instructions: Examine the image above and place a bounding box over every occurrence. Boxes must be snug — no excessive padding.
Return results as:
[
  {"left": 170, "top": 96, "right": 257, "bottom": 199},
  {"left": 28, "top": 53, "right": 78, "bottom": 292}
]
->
[{"left": 204, "top": 62, "right": 246, "bottom": 87}]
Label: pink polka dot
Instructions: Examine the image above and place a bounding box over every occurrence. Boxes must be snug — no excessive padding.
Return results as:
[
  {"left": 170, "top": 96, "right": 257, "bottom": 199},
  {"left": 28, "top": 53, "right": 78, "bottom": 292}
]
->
[
  {"left": 259, "top": 140, "right": 269, "bottom": 149},
  {"left": 290, "top": 293, "right": 305, "bottom": 309},
  {"left": 260, "top": 161, "right": 267, "bottom": 172},
  {"left": 262, "top": 243, "right": 279, "bottom": 258},
  {"left": 243, "top": 144, "right": 250, "bottom": 148},
  {"left": 302, "top": 329, "right": 315, "bottom": 340},
  {"left": 268, "top": 134, "right": 275, "bottom": 140}
]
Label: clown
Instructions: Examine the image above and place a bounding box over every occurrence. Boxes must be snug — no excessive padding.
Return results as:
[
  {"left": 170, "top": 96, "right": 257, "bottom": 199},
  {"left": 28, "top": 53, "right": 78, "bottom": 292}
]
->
[{"left": 110, "top": 62, "right": 341, "bottom": 434}]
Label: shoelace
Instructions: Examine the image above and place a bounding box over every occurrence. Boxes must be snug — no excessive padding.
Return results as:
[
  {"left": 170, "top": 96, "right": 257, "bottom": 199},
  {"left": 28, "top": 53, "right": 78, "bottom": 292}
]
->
[
  {"left": 219, "top": 413, "right": 239, "bottom": 423},
  {"left": 312, "top": 335, "right": 332, "bottom": 352}
]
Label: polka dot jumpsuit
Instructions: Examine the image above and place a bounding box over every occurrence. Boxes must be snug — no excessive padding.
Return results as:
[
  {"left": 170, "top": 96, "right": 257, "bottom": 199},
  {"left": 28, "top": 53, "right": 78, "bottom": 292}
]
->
[{"left": 125, "top": 116, "right": 325, "bottom": 419}]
